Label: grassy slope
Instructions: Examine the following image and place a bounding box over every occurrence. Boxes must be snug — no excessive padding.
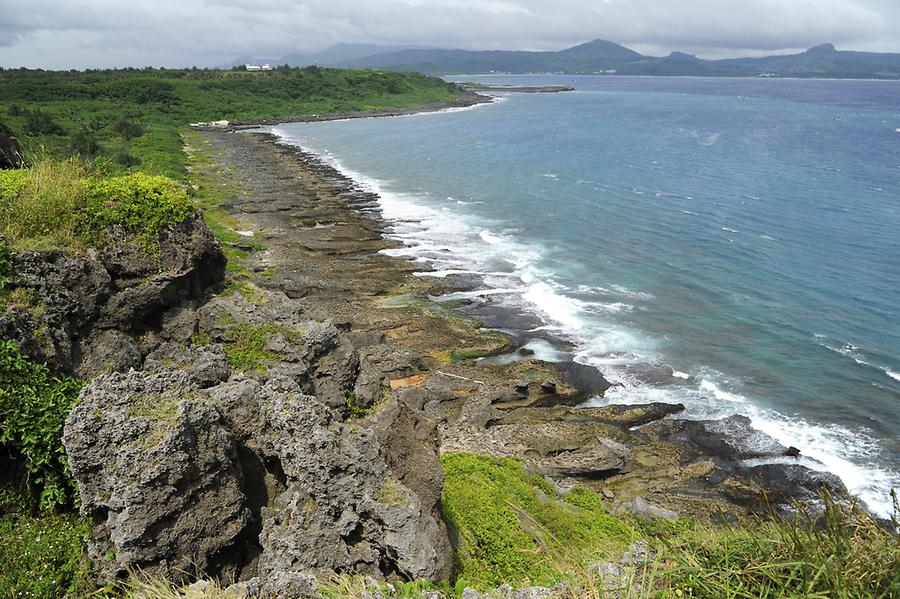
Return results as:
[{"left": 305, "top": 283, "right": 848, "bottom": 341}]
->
[
  {"left": 0, "top": 67, "right": 462, "bottom": 178},
  {"left": 438, "top": 453, "right": 900, "bottom": 598}
]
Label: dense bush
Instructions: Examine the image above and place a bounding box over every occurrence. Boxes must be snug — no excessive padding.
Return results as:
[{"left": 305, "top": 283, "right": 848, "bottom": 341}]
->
[
  {"left": 0, "top": 340, "right": 83, "bottom": 511},
  {"left": 114, "top": 118, "right": 145, "bottom": 140},
  {"left": 79, "top": 172, "right": 196, "bottom": 251},
  {"left": 0, "top": 513, "right": 92, "bottom": 597},
  {"left": 114, "top": 148, "right": 142, "bottom": 167},
  {"left": 69, "top": 130, "right": 103, "bottom": 157}
]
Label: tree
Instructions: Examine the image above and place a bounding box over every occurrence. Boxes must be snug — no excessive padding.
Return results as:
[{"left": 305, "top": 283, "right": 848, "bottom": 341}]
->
[{"left": 23, "top": 109, "right": 65, "bottom": 136}]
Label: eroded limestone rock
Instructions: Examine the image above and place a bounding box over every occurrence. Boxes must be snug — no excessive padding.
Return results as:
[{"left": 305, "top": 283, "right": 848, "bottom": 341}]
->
[
  {"left": 64, "top": 369, "right": 452, "bottom": 589},
  {"left": 63, "top": 370, "right": 248, "bottom": 584}
]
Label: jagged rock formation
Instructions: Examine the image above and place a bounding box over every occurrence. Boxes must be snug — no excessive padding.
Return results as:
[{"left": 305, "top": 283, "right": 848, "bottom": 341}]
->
[
  {"left": 64, "top": 368, "right": 452, "bottom": 588},
  {"left": 441, "top": 387, "right": 848, "bottom": 515},
  {"left": 0, "top": 122, "right": 24, "bottom": 169},
  {"left": 0, "top": 215, "right": 225, "bottom": 375}
]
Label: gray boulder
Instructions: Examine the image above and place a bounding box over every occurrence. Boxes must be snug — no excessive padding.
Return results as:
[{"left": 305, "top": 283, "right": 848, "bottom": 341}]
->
[
  {"left": 255, "top": 377, "right": 450, "bottom": 582},
  {"left": 143, "top": 342, "right": 232, "bottom": 388},
  {"left": 63, "top": 370, "right": 249, "bottom": 584},
  {"left": 64, "top": 370, "right": 452, "bottom": 590}
]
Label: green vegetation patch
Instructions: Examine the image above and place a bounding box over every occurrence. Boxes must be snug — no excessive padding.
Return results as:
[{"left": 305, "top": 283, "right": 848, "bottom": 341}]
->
[
  {"left": 223, "top": 323, "right": 297, "bottom": 373},
  {"left": 0, "top": 160, "right": 196, "bottom": 253},
  {"left": 440, "top": 452, "right": 637, "bottom": 589},
  {"left": 0, "top": 236, "right": 12, "bottom": 290},
  {"left": 0, "top": 340, "right": 84, "bottom": 511},
  {"left": 649, "top": 492, "right": 900, "bottom": 598},
  {"left": 0, "top": 513, "right": 93, "bottom": 598},
  {"left": 2, "top": 67, "right": 463, "bottom": 178},
  {"left": 79, "top": 172, "right": 196, "bottom": 251}
]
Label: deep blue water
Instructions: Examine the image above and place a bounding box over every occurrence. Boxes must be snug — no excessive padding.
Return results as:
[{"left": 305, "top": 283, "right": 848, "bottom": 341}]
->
[{"left": 271, "top": 76, "right": 900, "bottom": 515}]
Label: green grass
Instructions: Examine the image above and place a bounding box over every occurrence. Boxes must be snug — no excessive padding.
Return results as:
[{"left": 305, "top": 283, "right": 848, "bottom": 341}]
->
[
  {"left": 440, "top": 452, "right": 638, "bottom": 590},
  {"left": 1, "top": 67, "right": 464, "bottom": 179},
  {"left": 440, "top": 453, "right": 900, "bottom": 598},
  {"left": 0, "top": 513, "right": 93, "bottom": 599},
  {"left": 222, "top": 322, "right": 299, "bottom": 373},
  {"left": 0, "top": 161, "right": 196, "bottom": 254}
]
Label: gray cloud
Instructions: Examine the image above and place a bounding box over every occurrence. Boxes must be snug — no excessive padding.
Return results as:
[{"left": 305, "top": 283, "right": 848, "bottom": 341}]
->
[{"left": 0, "top": 0, "right": 897, "bottom": 69}]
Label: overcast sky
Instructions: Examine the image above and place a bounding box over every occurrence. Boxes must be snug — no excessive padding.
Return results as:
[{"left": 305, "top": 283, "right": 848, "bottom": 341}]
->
[{"left": 2, "top": 0, "right": 899, "bottom": 69}]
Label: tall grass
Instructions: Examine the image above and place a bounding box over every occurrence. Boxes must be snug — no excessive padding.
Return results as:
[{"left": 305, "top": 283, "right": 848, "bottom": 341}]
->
[
  {"left": 0, "top": 158, "right": 88, "bottom": 249},
  {"left": 0, "top": 159, "right": 196, "bottom": 253},
  {"left": 647, "top": 491, "right": 900, "bottom": 598}
]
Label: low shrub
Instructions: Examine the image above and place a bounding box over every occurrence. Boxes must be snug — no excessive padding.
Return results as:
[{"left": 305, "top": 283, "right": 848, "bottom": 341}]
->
[
  {"left": 114, "top": 148, "right": 142, "bottom": 168},
  {"left": 79, "top": 172, "right": 196, "bottom": 251},
  {"left": 0, "top": 340, "right": 84, "bottom": 511},
  {"left": 114, "top": 118, "right": 145, "bottom": 140},
  {"left": 69, "top": 130, "right": 103, "bottom": 158},
  {"left": 23, "top": 108, "right": 65, "bottom": 136}
]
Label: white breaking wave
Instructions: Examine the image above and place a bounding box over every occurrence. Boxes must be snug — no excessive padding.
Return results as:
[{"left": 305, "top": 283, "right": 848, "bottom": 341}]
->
[
  {"left": 820, "top": 339, "right": 900, "bottom": 385},
  {"left": 610, "top": 284, "right": 656, "bottom": 301},
  {"left": 591, "top": 369, "right": 900, "bottom": 517}
]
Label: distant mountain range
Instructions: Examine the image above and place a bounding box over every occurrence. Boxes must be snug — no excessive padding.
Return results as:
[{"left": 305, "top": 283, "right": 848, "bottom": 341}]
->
[{"left": 232, "top": 40, "right": 900, "bottom": 79}]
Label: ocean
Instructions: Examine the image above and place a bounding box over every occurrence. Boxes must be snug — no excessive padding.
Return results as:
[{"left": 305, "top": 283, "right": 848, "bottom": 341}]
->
[{"left": 270, "top": 75, "right": 900, "bottom": 516}]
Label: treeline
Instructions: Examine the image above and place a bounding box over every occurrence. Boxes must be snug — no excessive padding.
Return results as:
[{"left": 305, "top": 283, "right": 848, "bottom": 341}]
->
[{"left": 0, "top": 66, "right": 443, "bottom": 103}]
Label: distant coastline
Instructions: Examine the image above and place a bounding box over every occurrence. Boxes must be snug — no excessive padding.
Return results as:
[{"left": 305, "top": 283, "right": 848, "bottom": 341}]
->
[
  {"left": 239, "top": 39, "right": 900, "bottom": 80},
  {"left": 193, "top": 90, "right": 494, "bottom": 130}
]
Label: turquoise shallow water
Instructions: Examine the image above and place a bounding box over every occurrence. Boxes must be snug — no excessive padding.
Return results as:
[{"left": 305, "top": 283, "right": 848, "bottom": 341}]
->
[{"left": 271, "top": 75, "right": 900, "bottom": 515}]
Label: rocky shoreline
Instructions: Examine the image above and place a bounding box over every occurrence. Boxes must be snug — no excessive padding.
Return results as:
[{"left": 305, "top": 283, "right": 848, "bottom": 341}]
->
[
  {"left": 0, "top": 111, "right": 854, "bottom": 595},
  {"left": 192, "top": 91, "right": 494, "bottom": 130},
  {"left": 194, "top": 127, "right": 848, "bottom": 517}
]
